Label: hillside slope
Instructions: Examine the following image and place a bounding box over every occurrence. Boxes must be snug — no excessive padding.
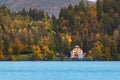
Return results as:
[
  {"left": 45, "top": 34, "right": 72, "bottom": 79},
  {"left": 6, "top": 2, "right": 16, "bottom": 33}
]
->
[{"left": 0, "top": 0, "right": 83, "bottom": 17}]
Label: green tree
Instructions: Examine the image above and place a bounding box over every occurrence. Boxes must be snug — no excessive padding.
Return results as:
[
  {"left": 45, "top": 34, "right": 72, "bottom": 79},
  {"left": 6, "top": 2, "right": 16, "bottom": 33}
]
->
[{"left": 96, "top": 0, "right": 103, "bottom": 20}]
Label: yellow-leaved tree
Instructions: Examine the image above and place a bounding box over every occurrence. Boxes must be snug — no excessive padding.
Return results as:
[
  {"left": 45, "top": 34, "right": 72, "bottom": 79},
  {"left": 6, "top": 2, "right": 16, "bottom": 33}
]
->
[
  {"left": 91, "top": 41, "right": 104, "bottom": 60},
  {"left": 0, "top": 50, "right": 4, "bottom": 60},
  {"left": 32, "top": 45, "right": 42, "bottom": 60}
]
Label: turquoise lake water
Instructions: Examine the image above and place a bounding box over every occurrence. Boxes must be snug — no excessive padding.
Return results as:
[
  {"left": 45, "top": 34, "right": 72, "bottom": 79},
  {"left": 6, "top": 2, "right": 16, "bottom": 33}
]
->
[{"left": 0, "top": 61, "right": 120, "bottom": 80}]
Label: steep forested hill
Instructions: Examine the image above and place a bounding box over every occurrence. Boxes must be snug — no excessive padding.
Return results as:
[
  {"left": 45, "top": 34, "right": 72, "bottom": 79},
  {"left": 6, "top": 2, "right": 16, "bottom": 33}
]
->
[{"left": 1, "top": 0, "right": 119, "bottom": 61}]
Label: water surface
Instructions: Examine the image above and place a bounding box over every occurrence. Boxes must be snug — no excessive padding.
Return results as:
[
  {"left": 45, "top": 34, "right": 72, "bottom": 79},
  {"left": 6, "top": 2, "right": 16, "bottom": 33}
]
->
[{"left": 0, "top": 61, "right": 120, "bottom": 80}]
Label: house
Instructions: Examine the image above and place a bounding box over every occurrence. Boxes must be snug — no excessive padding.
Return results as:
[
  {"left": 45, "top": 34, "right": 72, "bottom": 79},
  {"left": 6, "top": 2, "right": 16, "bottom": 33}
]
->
[{"left": 70, "top": 45, "right": 85, "bottom": 59}]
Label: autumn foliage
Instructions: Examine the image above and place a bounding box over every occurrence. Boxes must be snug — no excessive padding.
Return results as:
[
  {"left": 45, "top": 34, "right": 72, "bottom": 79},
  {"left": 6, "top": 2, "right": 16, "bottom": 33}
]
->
[{"left": 0, "top": 0, "right": 120, "bottom": 61}]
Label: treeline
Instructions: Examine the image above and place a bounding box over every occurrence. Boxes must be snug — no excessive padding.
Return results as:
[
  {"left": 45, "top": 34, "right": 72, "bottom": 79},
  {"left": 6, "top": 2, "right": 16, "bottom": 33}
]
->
[{"left": 0, "top": 0, "right": 120, "bottom": 61}]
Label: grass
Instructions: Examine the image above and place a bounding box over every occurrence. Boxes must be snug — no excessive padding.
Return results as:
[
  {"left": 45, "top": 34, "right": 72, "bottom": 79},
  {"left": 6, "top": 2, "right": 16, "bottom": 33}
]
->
[{"left": 16, "top": 54, "right": 33, "bottom": 61}]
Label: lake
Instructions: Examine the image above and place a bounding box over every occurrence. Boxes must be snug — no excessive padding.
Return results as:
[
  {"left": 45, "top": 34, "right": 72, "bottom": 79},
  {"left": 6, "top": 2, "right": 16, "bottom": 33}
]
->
[{"left": 0, "top": 61, "right": 120, "bottom": 80}]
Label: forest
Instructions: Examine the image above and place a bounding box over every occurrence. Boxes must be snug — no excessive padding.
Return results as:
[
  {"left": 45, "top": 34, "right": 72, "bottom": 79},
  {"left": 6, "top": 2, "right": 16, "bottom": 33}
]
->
[{"left": 0, "top": 0, "right": 120, "bottom": 61}]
